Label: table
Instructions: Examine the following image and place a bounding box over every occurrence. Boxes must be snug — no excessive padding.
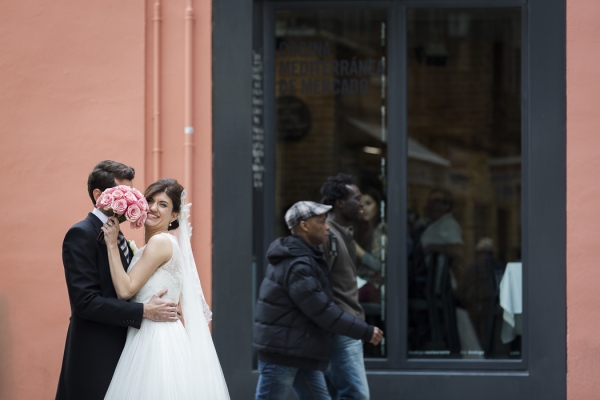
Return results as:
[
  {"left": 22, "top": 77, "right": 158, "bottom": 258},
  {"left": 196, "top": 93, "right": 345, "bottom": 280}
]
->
[{"left": 499, "top": 262, "right": 522, "bottom": 344}]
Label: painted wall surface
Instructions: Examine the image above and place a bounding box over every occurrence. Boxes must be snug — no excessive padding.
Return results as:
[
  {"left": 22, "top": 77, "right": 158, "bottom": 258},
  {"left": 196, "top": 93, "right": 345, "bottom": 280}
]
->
[
  {"left": 143, "top": 0, "right": 213, "bottom": 309},
  {"left": 0, "top": 1, "right": 212, "bottom": 399},
  {"left": 567, "top": 0, "right": 600, "bottom": 399}
]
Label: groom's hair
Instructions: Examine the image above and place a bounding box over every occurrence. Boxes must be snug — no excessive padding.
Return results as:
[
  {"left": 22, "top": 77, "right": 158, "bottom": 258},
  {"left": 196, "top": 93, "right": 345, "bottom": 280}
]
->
[{"left": 87, "top": 160, "right": 136, "bottom": 206}]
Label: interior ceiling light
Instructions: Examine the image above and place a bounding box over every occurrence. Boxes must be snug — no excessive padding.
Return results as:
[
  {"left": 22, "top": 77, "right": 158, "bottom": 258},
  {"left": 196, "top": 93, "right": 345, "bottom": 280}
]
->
[{"left": 363, "top": 146, "right": 382, "bottom": 155}]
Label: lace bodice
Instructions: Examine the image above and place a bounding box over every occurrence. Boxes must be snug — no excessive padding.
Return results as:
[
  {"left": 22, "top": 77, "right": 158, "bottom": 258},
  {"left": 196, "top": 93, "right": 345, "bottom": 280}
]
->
[{"left": 128, "top": 233, "right": 182, "bottom": 304}]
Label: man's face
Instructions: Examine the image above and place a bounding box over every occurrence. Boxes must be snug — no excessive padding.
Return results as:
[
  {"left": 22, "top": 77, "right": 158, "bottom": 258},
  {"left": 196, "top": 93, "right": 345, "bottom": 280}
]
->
[
  {"left": 93, "top": 178, "right": 134, "bottom": 213},
  {"left": 304, "top": 213, "right": 330, "bottom": 246},
  {"left": 425, "top": 191, "right": 449, "bottom": 221},
  {"left": 340, "top": 184, "right": 364, "bottom": 223}
]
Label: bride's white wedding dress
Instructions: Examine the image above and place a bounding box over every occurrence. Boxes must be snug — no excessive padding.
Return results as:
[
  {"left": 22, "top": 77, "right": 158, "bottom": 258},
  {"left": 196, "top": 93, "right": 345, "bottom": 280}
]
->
[{"left": 105, "top": 232, "right": 229, "bottom": 400}]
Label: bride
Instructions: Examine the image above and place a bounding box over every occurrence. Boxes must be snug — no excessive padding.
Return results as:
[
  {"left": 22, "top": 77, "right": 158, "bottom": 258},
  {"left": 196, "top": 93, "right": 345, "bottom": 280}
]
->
[{"left": 101, "top": 178, "right": 229, "bottom": 399}]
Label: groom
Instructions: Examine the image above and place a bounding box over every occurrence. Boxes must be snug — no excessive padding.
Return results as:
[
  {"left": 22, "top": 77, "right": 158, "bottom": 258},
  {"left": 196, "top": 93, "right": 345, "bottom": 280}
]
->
[{"left": 56, "top": 160, "right": 179, "bottom": 400}]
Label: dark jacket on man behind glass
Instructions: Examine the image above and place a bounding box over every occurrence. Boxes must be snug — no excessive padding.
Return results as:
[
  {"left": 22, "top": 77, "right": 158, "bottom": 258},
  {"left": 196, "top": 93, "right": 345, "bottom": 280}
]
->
[{"left": 253, "top": 235, "right": 374, "bottom": 371}]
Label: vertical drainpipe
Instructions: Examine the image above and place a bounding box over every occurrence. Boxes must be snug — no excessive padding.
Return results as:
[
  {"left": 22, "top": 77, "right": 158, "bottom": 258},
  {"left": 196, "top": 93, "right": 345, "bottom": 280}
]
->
[
  {"left": 153, "top": 1, "right": 162, "bottom": 181},
  {"left": 184, "top": 0, "right": 195, "bottom": 202}
]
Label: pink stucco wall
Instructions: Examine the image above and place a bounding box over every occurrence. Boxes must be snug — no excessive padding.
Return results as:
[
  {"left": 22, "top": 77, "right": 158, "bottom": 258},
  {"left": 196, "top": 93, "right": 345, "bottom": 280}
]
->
[
  {"left": 142, "top": 0, "right": 213, "bottom": 309},
  {"left": 567, "top": 0, "right": 600, "bottom": 399},
  {"left": 0, "top": 1, "right": 212, "bottom": 398}
]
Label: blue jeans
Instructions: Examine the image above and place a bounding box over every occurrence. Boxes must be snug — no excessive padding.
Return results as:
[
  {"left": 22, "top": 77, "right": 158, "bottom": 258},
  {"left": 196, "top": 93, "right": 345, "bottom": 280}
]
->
[
  {"left": 325, "top": 334, "right": 370, "bottom": 400},
  {"left": 255, "top": 360, "right": 331, "bottom": 400}
]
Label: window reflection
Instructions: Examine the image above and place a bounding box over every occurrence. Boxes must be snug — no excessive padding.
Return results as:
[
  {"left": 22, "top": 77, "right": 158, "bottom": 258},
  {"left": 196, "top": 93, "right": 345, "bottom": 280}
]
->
[
  {"left": 275, "top": 9, "right": 388, "bottom": 358},
  {"left": 406, "top": 8, "right": 522, "bottom": 360}
]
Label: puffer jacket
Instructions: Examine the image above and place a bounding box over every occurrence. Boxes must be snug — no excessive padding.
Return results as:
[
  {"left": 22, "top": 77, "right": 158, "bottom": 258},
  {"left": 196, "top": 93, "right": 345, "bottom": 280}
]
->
[{"left": 253, "top": 235, "right": 374, "bottom": 371}]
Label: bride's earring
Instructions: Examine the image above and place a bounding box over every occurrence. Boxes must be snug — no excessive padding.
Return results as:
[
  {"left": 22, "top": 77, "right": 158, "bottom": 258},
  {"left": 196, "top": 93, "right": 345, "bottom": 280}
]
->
[{"left": 169, "top": 221, "right": 172, "bottom": 227}]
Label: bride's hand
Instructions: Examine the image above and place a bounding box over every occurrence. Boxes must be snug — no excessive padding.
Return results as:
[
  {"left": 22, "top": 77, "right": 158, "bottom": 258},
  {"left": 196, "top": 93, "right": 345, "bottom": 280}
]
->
[{"left": 101, "top": 217, "right": 121, "bottom": 247}]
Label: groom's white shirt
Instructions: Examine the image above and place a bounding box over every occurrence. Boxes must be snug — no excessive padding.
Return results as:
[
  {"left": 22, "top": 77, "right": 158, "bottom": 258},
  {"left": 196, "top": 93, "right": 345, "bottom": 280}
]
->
[{"left": 92, "top": 208, "right": 109, "bottom": 224}]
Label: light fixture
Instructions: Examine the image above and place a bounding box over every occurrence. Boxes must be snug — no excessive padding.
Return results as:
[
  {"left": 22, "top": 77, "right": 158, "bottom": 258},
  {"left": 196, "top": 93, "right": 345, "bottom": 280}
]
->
[{"left": 363, "top": 146, "right": 382, "bottom": 155}]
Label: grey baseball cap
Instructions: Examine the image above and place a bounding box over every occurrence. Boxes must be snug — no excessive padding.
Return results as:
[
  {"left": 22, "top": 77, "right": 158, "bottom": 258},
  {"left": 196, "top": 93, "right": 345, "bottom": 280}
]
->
[{"left": 285, "top": 201, "right": 332, "bottom": 230}]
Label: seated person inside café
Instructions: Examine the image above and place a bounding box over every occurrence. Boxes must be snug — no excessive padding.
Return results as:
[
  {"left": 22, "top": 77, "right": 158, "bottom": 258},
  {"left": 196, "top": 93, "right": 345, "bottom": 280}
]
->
[
  {"left": 408, "top": 188, "right": 464, "bottom": 353},
  {"left": 419, "top": 188, "right": 464, "bottom": 278}
]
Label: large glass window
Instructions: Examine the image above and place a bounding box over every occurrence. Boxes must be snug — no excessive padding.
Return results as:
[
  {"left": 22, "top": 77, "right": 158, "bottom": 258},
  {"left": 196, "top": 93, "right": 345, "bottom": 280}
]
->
[
  {"left": 274, "top": 9, "right": 388, "bottom": 357},
  {"left": 406, "top": 8, "right": 522, "bottom": 360},
  {"left": 261, "top": 5, "right": 523, "bottom": 365}
]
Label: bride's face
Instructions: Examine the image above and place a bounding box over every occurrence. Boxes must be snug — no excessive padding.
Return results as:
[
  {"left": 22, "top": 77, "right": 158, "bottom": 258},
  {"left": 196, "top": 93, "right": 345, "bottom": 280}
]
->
[{"left": 146, "top": 192, "right": 176, "bottom": 230}]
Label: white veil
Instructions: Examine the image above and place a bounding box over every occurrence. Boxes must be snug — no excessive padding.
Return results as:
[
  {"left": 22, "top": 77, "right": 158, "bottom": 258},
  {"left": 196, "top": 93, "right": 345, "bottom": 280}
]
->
[{"left": 176, "top": 190, "right": 230, "bottom": 399}]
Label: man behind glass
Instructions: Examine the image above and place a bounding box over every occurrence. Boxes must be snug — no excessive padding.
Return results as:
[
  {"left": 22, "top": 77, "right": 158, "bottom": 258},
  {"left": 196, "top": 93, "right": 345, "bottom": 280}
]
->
[
  {"left": 320, "top": 173, "right": 384, "bottom": 400},
  {"left": 253, "top": 201, "right": 383, "bottom": 400}
]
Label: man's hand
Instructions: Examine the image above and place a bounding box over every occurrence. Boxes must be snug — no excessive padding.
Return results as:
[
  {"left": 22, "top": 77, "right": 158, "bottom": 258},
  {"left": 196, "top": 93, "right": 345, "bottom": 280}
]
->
[
  {"left": 370, "top": 327, "right": 384, "bottom": 345},
  {"left": 143, "top": 289, "right": 178, "bottom": 322}
]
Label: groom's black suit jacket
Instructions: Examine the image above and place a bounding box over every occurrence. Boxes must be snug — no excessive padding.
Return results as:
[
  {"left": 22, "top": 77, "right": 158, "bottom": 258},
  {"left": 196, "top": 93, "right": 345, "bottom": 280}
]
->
[{"left": 56, "top": 213, "right": 143, "bottom": 400}]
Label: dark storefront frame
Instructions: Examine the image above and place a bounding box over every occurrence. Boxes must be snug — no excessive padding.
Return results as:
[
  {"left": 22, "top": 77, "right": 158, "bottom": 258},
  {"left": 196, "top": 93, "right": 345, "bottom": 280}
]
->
[{"left": 212, "top": 0, "right": 565, "bottom": 398}]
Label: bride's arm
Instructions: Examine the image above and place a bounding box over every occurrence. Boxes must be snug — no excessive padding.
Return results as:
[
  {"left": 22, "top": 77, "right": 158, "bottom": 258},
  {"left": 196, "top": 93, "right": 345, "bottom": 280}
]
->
[{"left": 103, "top": 218, "right": 173, "bottom": 300}]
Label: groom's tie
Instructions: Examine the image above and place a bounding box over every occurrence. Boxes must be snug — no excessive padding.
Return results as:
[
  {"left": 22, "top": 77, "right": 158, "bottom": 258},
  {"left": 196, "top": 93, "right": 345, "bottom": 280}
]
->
[{"left": 118, "top": 232, "right": 130, "bottom": 264}]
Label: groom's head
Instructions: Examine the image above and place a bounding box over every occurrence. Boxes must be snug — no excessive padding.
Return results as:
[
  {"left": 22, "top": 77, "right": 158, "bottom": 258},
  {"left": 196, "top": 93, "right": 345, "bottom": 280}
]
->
[{"left": 87, "top": 160, "right": 136, "bottom": 206}]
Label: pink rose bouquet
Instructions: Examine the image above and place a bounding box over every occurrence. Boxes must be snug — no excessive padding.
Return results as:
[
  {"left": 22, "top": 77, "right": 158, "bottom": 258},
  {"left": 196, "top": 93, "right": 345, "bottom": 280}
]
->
[{"left": 96, "top": 185, "right": 149, "bottom": 242}]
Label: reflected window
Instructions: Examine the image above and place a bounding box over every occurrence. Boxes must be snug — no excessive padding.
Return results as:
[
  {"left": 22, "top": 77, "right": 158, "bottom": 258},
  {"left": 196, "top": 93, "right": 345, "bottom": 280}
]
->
[
  {"left": 274, "top": 9, "right": 388, "bottom": 358},
  {"left": 406, "top": 8, "right": 522, "bottom": 360}
]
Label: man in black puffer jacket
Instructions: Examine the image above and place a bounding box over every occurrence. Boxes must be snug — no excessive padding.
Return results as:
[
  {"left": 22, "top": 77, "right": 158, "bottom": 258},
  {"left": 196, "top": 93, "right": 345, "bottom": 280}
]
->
[{"left": 254, "top": 201, "right": 383, "bottom": 400}]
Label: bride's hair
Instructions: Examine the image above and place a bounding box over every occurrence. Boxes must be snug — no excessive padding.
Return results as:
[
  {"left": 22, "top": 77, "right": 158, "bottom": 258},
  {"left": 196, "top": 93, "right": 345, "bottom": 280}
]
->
[{"left": 144, "top": 178, "right": 184, "bottom": 230}]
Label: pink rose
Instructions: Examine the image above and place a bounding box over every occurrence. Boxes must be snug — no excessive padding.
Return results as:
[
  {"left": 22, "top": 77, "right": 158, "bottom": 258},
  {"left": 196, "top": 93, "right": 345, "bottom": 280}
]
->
[
  {"left": 112, "top": 189, "right": 125, "bottom": 200},
  {"left": 111, "top": 198, "right": 128, "bottom": 215},
  {"left": 132, "top": 188, "right": 144, "bottom": 200},
  {"left": 96, "top": 192, "right": 114, "bottom": 210},
  {"left": 133, "top": 212, "right": 147, "bottom": 228},
  {"left": 125, "top": 204, "right": 141, "bottom": 222},
  {"left": 124, "top": 191, "right": 138, "bottom": 205},
  {"left": 137, "top": 198, "right": 149, "bottom": 212}
]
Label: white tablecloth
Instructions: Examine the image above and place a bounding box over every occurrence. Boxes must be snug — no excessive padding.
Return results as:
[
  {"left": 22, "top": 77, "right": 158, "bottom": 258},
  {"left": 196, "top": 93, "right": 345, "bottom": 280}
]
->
[{"left": 499, "top": 262, "right": 522, "bottom": 344}]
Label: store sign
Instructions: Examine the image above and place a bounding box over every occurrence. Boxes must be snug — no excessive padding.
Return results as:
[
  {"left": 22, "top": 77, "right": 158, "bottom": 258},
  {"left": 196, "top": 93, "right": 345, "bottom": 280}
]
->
[{"left": 276, "top": 40, "right": 385, "bottom": 96}]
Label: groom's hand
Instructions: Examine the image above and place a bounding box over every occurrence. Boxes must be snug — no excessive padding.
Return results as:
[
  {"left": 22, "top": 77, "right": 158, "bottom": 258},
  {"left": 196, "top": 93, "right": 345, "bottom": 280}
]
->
[{"left": 143, "top": 289, "right": 178, "bottom": 322}]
